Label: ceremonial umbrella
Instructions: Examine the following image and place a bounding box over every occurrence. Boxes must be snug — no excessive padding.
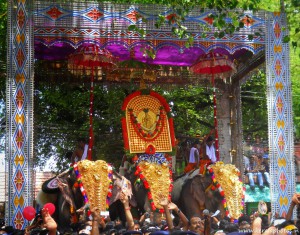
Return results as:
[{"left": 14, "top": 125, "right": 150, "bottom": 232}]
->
[
  {"left": 68, "top": 44, "right": 116, "bottom": 160},
  {"left": 190, "top": 51, "right": 236, "bottom": 161}
]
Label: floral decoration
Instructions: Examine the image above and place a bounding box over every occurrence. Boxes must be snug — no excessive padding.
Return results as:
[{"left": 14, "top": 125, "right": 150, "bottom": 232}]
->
[{"left": 145, "top": 144, "right": 156, "bottom": 154}]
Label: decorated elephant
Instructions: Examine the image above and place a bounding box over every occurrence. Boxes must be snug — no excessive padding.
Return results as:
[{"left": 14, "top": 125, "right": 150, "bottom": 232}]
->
[
  {"left": 128, "top": 160, "right": 244, "bottom": 221},
  {"left": 172, "top": 162, "right": 244, "bottom": 220},
  {"left": 126, "top": 154, "right": 173, "bottom": 214},
  {"left": 38, "top": 160, "right": 134, "bottom": 233},
  {"left": 172, "top": 173, "right": 224, "bottom": 219}
]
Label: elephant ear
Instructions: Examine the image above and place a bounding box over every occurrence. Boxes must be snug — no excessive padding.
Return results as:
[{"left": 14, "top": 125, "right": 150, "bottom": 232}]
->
[{"left": 42, "top": 177, "right": 60, "bottom": 194}]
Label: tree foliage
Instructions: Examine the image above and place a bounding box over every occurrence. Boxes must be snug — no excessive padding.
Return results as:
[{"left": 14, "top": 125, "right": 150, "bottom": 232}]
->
[
  {"left": 241, "top": 70, "right": 268, "bottom": 140},
  {"left": 1, "top": 0, "right": 300, "bottom": 171},
  {"left": 33, "top": 82, "right": 215, "bottom": 171}
]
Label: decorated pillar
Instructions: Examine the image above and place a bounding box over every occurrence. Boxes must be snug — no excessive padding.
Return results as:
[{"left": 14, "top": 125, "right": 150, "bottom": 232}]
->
[
  {"left": 6, "top": 0, "right": 34, "bottom": 228},
  {"left": 215, "top": 81, "right": 232, "bottom": 164},
  {"left": 265, "top": 12, "right": 295, "bottom": 216}
]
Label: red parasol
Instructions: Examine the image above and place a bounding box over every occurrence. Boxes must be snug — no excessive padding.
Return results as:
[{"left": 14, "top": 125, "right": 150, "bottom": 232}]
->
[
  {"left": 190, "top": 51, "right": 236, "bottom": 161},
  {"left": 68, "top": 44, "right": 116, "bottom": 160}
]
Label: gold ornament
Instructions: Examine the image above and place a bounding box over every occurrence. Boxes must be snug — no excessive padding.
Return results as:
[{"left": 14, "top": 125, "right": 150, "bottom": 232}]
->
[
  {"left": 138, "top": 161, "right": 171, "bottom": 209},
  {"left": 77, "top": 160, "right": 112, "bottom": 212},
  {"left": 211, "top": 162, "right": 244, "bottom": 219}
]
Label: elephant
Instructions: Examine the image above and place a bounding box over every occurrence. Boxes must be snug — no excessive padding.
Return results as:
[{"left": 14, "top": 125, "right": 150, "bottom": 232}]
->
[
  {"left": 172, "top": 173, "right": 224, "bottom": 219},
  {"left": 126, "top": 170, "right": 149, "bottom": 213},
  {"left": 37, "top": 171, "right": 83, "bottom": 233},
  {"left": 172, "top": 162, "right": 244, "bottom": 220},
  {"left": 127, "top": 168, "right": 227, "bottom": 220},
  {"left": 38, "top": 162, "right": 134, "bottom": 233},
  {"left": 128, "top": 172, "right": 223, "bottom": 219}
]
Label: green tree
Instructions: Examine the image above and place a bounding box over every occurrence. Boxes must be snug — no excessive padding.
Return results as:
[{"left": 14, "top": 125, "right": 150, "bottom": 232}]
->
[
  {"left": 2, "top": 0, "right": 300, "bottom": 171},
  {"left": 241, "top": 70, "right": 268, "bottom": 140}
]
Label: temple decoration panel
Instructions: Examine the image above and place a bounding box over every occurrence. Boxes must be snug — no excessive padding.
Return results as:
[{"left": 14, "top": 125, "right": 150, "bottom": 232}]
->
[
  {"left": 266, "top": 12, "right": 295, "bottom": 217},
  {"left": 5, "top": 0, "right": 294, "bottom": 222},
  {"left": 6, "top": 0, "right": 34, "bottom": 228},
  {"left": 34, "top": 2, "right": 266, "bottom": 44}
]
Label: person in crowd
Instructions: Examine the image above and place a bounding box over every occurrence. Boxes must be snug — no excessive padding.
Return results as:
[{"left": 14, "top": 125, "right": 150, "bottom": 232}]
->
[
  {"left": 40, "top": 207, "right": 58, "bottom": 235},
  {"left": 119, "top": 155, "right": 131, "bottom": 176},
  {"left": 262, "top": 147, "right": 269, "bottom": 159},
  {"left": 1, "top": 207, "right": 58, "bottom": 235},
  {"left": 286, "top": 193, "right": 300, "bottom": 221},
  {"left": 168, "top": 201, "right": 189, "bottom": 231},
  {"left": 238, "top": 214, "right": 251, "bottom": 232},
  {"left": 71, "top": 137, "right": 89, "bottom": 164},
  {"left": 120, "top": 192, "right": 135, "bottom": 231},
  {"left": 245, "top": 155, "right": 264, "bottom": 190},
  {"left": 202, "top": 136, "right": 216, "bottom": 164},
  {"left": 156, "top": 196, "right": 175, "bottom": 232},
  {"left": 243, "top": 134, "right": 253, "bottom": 157},
  {"left": 133, "top": 220, "right": 141, "bottom": 231},
  {"left": 188, "top": 215, "right": 205, "bottom": 235},
  {"left": 243, "top": 155, "right": 250, "bottom": 171},
  {"left": 184, "top": 140, "right": 200, "bottom": 173},
  {"left": 252, "top": 134, "right": 264, "bottom": 155},
  {"left": 258, "top": 154, "right": 270, "bottom": 187}
]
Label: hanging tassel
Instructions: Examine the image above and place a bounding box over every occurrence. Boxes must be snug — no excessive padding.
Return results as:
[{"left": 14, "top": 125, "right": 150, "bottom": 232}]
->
[{"left": 88, "top": 67, "right": 94, "bottom": 160}]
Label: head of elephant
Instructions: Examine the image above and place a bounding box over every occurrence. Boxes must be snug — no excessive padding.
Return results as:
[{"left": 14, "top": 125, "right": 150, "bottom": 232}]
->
[
  {"left": 126, "top": 158, "right": 172, "bottom": 214},
  {"left": 173, "top": 174, "right": 224, "bottom": 219},
  {"left": 40, "top": 160, "right": 134, "bottom": 231},
  {"left": 209, "top": 162, "right": 244, "bottom": 219}
]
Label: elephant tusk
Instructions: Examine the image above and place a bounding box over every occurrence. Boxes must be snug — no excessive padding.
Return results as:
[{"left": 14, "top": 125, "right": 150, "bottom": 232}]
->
[
  {"left": 56, "top": 169, "right": 70, "bottom": 178},
  {"left": 76, "top": 204, "right": 89, "bottom": 214},
  {"left": 56, "top": 179, "right": 68, "bottom": 187},
  {"left": 113, "top": 169, "right": 122, "bottom": 179}
]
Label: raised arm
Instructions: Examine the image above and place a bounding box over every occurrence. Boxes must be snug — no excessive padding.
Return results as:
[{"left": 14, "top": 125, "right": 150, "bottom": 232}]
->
[
  {"left": 41, "top": 208, "right": 57, "bottom": 235},
  {"left": 159, "top": 197, "right": 174, "bottom": 231},
  {"left": 168, "top": 202, "right": 189, "bottom": 230},
  {"left": 286, "top": 193, "right": 300, "bottom": 221},
  {"left": 120, "top": 192, "right": 134, "bottom": 230}
]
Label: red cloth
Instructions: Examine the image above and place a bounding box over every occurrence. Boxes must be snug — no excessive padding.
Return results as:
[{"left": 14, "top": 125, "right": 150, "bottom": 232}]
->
[
  {"left": 184, "top": 163, "right": 197, "bottom": 173},
  {"left": 199, "top": 159, "right": 211, "bottom": 174}
]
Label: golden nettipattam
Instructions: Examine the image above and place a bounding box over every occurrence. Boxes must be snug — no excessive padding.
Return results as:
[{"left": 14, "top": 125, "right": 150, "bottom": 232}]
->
[
  {"left": 138, "top": 161, "right": 171, "bottom": 210},
  {"left": 211, "top": 162, "right": 244, "bottom": 219},
  {"left": 77, "top": 160, "right": 112, "bottom": 212}
]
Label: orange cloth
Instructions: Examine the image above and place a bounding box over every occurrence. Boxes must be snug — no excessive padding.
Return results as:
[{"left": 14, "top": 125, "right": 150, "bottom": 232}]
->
[
  {"left": 199, "top": 159, "right": 211, "bottom": 174},
  {"left": 184, "top": 163, "right": 197, "bottom": 173}
]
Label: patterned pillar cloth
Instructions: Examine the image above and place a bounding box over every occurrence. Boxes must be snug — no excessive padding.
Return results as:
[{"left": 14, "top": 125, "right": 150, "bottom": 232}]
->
[
  {"left": 6, "top": 0, "right": 34, "bottom": 229},
  {"left": 265, "top": 12, "right": 295, "bottom": 217}
]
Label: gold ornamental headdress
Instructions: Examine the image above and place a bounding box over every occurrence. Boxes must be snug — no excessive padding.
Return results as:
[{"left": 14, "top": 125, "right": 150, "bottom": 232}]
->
[
  {"left": 134, "top": 154, "right": 173, "bottom": 213},
  {"left": 208, "top": 162, "right": 245, "bottom": 219},
  {"left": 73, "top": 160, "right": 113, "bottom": 213}
]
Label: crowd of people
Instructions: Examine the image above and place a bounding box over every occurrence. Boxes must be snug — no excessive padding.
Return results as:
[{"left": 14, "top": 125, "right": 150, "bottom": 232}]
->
[
  {"left": 2, "top": 191, "right": 300, "bottom": 235},
  {"left": 1, "top": 134, "right": 298, "bottom": 235},
  {"left": 243, "top": 135, "right": 270, "bottom": 190}
]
